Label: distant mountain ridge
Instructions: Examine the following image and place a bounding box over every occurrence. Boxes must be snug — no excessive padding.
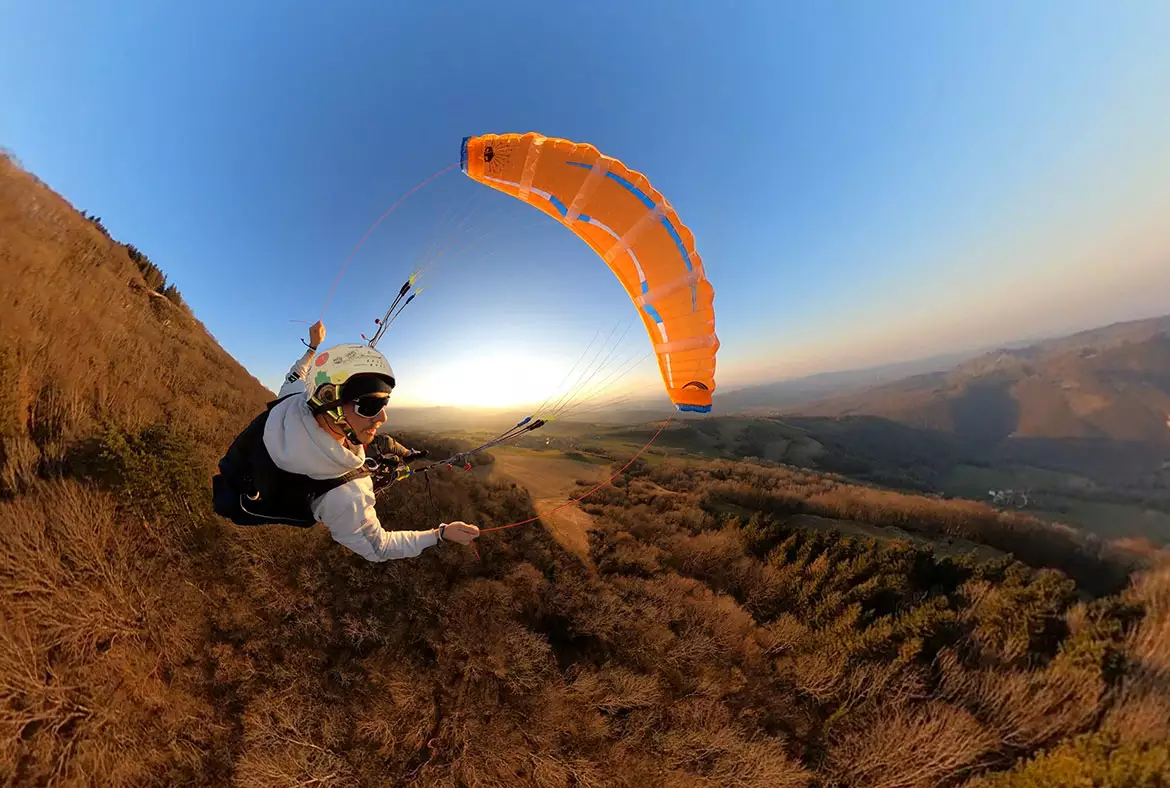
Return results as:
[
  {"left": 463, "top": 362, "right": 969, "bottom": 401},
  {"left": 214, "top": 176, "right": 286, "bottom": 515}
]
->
[
  {"left": 788, "top": 314, "right": 1170, "bottom": 444},
  {"left": 712, "top": 349, "right": 996, "bottom": 413}
]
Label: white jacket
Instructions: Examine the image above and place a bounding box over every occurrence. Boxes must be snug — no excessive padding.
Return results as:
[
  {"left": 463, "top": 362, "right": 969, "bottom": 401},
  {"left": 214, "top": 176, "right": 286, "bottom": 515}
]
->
[{"left": 264, "top": 348, "right": 439, "bottom": 562}]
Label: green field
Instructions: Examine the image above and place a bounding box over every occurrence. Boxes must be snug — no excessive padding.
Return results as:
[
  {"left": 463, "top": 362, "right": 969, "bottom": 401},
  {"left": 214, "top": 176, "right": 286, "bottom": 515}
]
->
[
  {"left": 1031, "top": 500, "right": 1170, "bottom": 544},
  {"left": 940, "top": 463, "right": 1170, "bottom": 545},
  {"left": 483, "top": 446, "right": 609, "bottom": 497},
  {"left": 941, "top": 463, "right": 1094, "bottom": 497}
]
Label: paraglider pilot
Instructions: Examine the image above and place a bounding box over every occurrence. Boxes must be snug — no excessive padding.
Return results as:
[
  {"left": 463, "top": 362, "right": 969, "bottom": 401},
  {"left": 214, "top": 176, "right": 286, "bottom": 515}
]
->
[{"left": 212, "top": 321, "right": 480, "bottom": 560}]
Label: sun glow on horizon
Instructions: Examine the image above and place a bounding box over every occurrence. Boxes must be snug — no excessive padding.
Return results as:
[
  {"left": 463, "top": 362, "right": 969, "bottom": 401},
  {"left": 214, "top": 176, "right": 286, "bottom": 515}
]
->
[
  {"left": 392, "top": 346, "right": 664, "bottom": 412},
  {"left": 395, "top": 350, "right": 585, "bottom": 409}
]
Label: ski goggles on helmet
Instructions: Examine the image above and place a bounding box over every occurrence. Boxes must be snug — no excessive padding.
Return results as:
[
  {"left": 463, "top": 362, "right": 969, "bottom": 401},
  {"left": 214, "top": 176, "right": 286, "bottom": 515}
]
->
[{"left": 352, "top": 394, "right": 389, "bottom": 419}]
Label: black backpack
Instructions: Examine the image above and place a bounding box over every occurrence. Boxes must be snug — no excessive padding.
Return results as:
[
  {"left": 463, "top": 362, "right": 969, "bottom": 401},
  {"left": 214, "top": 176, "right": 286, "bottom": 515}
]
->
[{"left": 212, "top": 394, "right": 370, "bottom": 527}]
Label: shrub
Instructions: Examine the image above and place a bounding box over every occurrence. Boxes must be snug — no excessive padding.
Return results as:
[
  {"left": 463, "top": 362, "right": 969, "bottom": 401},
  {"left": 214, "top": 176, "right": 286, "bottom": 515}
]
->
[
  {"left": 72, "top": 423, "right": 209, "bottom": 527},
  {"left": 974, "top": 731, "right": 1170, "bottom": 787}
]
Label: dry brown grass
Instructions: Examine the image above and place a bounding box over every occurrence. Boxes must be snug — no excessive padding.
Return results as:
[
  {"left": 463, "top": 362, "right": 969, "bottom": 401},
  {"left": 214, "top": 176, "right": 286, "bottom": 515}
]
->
[
  {"left": 937, "top": 649, "right": 1103, "bottom": 756},
  {"left": 1, "top": 150, "right": 1167, "bottom": 786},
  {"left": 0, "top": 481, "right": 213, "bottom": 786},
  {"left": 531, "top": 497, "right": 597, "bottom": 561},
  {"left": 0, "top": 152, "right": 270, "bottom": 473},
  {"left": 828, "top": 702, "right": 998, "bottom": 788},
  {"left": 0, "top": 151, "right": 270, "bottom": 784},
  {"left": 1104, "top": 560, "right": 1170, "bottom": 746}
]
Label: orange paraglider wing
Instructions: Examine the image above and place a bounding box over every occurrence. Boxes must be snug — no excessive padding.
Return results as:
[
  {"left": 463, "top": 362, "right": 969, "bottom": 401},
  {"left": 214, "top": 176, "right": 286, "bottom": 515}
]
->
[{"left": 461, "top": 132, "right": 718, "bottom": 412}]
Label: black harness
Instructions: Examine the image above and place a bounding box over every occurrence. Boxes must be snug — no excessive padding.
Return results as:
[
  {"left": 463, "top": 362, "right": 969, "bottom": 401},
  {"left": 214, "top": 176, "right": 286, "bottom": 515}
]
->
[{"left": 212, "top": 394, "right": 371, "bottom": 527}]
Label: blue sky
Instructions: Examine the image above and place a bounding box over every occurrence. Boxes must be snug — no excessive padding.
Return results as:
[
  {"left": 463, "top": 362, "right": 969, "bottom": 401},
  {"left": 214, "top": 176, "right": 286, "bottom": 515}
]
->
[{"left": 3, "top": 1, "right": 1169, "bottom": 409}]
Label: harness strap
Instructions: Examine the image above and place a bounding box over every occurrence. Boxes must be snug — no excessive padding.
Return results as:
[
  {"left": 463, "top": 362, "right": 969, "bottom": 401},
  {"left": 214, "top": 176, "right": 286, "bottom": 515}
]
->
[{"left": 334, "top": 467, "right": 371, "bottom": 485}]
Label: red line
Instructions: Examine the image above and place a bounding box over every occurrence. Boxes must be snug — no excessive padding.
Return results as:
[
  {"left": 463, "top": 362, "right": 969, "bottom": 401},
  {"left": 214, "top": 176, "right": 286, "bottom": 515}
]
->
[
  {"left": 480, "top": 412, "right": 674, "bottom": 533},
  {"left": 319, "top": 164, "right": 458, "bottom": 319}
]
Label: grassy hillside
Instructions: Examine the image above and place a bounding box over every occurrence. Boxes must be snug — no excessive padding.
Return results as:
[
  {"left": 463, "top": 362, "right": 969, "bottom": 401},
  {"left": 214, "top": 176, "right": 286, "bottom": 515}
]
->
[
  {"left": 2, "top": 153, "right": 1168, "bottom": 786},
  {"left": 0, "top": 152, "right": 272, "bottom": 477}
]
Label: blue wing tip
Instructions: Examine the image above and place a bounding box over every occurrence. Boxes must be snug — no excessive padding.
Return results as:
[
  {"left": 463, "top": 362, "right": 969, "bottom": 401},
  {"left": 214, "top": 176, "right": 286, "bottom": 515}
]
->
[
  {"left": 677, "top": 404, "right": 711, "bottom": 413},
  {"left": 460, "top": 137, "right": 470, "bottom": 173}
]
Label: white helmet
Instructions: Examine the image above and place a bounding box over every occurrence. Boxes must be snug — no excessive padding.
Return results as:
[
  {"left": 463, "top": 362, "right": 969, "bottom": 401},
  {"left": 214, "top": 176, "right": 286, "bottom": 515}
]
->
[{"left": 306, "top": 344, "right": 396, "bottom": 415}]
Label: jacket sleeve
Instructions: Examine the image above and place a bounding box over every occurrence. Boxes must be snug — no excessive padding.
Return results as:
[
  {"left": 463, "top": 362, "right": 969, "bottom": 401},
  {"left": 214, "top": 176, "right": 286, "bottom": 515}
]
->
[
  {"left": 373, "top": 433, "right": 411, "bottom": 459},
  {"left": 312, "top": 480, "right": 439, "bottom": 562},
  {"left": 277, "top": 347, "right": 317, "bottom": 399}
]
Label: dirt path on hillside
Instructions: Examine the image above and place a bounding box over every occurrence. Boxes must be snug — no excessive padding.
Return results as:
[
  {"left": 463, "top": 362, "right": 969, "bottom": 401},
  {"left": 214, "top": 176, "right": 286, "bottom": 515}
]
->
[
  {"left": 530, "top": 498, "right": 595, "bottom": 560},
  {"left": 487, "top": 449, "right": 608, "bottom": 560}
]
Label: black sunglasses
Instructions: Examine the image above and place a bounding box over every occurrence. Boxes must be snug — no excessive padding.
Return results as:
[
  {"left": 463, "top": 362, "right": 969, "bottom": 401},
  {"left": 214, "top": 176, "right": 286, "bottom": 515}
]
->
[{"left": 352, "top": 394, "right": 389, "bottom": 418}]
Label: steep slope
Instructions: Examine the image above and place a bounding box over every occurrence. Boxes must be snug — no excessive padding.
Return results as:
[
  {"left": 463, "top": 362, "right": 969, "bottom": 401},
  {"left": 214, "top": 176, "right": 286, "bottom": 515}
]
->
[
  {"left": 0, "top": 151, "right": 280, "bottom": 785},
  {"left": 0, "top": 152, "right": 271, "bottom": 489}
]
